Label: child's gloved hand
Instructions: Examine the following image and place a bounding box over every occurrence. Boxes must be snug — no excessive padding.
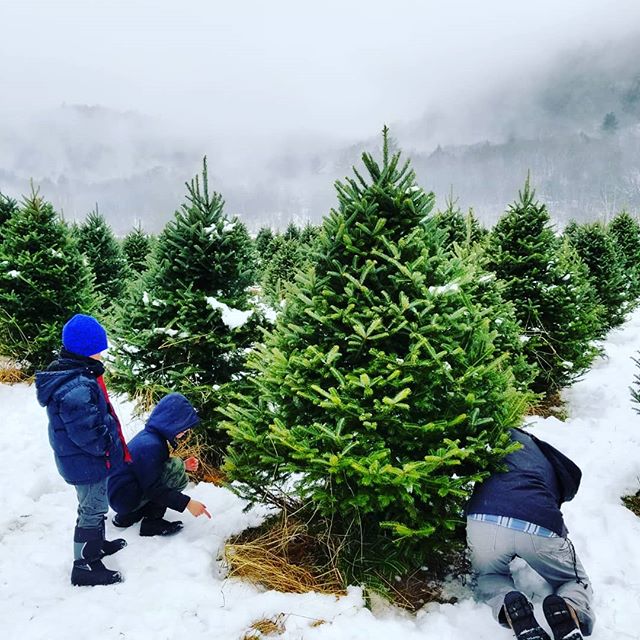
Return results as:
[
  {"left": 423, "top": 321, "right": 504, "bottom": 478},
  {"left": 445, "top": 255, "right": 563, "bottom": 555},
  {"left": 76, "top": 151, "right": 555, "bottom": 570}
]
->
[
  {"left": 184, "top": 456, "right": 199, "bottom": 472},
  {"left": 187, "top": 499, "right": 211, "bottom": 519}
]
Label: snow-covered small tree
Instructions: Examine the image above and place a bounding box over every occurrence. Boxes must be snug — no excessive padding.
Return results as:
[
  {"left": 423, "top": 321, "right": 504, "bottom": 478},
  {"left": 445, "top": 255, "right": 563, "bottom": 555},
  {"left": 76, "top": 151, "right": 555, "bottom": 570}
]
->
[
  {"left": 109, "top": 159, "right": 261, "bottom": 459},
  {"left": 488, "top": 179, "right": 602, "bottom": 394},
  {"left": 565, "top": 221, "right": 629, "bottom": 329},
  {"left": 608, "top": 211, "right": 640, "bottom": 302},
  {"left": 0, "top": 188, "right": 98, "bottom": 372},
  {"left": 77, "top": 210, "right": 130, "bottom": 301},
  {"left": 223, "top": 129, "right": 528, "bottom": 583},
  {"left": 122, "top": 223, "right": 153, "bottom": 274}
]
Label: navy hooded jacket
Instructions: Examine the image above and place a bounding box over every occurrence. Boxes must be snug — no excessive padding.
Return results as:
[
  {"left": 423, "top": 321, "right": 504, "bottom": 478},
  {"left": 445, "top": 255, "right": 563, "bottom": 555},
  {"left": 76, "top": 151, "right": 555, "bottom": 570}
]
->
[
  {"left": 35, "top": 352, "right": 126, "bottom": 485},
  {"left": 107, "top": 393, "right": 199, "bottom": 514},
  {"left": 465, "top": 429, "right": 582, "bottom": 536}
]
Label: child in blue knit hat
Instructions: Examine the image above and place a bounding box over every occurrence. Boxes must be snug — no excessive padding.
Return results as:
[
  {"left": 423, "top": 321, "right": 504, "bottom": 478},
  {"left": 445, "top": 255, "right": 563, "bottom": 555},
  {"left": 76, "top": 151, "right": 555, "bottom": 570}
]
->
[{"left": 35, "top": 314, "right": 132, "bottom": 586}]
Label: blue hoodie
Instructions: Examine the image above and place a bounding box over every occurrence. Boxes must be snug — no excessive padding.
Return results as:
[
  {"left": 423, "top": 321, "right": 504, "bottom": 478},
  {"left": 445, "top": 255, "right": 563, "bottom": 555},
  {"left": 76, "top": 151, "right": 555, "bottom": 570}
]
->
[
  {"left": 465, "top": 429, "right": 581, "bottom": 536},
  {"left": 107, "top": 393, "right": 199, "bottom": 514}
]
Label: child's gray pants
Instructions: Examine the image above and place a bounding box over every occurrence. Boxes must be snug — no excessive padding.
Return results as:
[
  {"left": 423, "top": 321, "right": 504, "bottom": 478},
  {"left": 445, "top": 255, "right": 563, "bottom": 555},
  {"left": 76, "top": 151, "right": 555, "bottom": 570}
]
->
[{"left": 467, "top": 518, "right": 595, "bottom": 636}]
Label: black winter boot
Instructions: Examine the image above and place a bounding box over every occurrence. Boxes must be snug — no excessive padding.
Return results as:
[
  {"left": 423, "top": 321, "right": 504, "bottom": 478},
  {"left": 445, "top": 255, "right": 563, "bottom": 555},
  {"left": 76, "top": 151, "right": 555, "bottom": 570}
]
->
[
  {"left": 112, "top": 508, "right": 144, "bottom": 528},
  {"left": 139, "top": 518, "right": 183, "bottom": 537},
  {"left": 100, "top": 517, "right": 127, "bottom": 557},
  {"left": 71, "top": 559, "right": 123, "bottom": 586},
  {"left": 71, "top": 527, "right": 123, "bottom": 586},
  {"left": 542, "top": 595, "right": 583, "bottom": 640},
  {"left": 503, "top": 591, "right": 551, "bottom": 640}
]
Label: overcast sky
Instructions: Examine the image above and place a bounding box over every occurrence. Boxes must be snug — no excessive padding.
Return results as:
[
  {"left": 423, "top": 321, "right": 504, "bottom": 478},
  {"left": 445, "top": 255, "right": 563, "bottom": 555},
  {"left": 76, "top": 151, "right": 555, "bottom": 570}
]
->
[{"left": 3, "top": 0, "right": 640, "bottom": 144}]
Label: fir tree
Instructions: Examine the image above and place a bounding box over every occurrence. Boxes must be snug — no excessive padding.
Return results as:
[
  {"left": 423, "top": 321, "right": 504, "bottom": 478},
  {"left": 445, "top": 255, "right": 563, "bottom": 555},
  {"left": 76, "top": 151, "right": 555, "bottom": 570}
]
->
[
  {"left": 299, "top": 222, "right": 320, "bottom": 246},
  {"left": 564, "top": 220, "right": 629, "bottom": 328},
  {"left": 77, "top": 209, "right": 130, "bottom": 301},
  {"left": 283, "top": 221, "right": 300, "bottom": 241},
  {"left": 109, "top": 159, "right": 260, "bottom": 459},
  {"left": 0, "top": 188, "right": 97, "bottom": 372},
  {"left": 488, "top": 179, "right": 602, "bottom": 394},
  {"left": 433, "top": 195, "right": 486, "bottom": 252},
  {"left": 254, "top": 226, "right": 276, "bottom": 275},
  {"left": 222, "top": 130, "right": 528, "bottom": 583},
  {"left": 260, "top": 234, "right": 307, "bottom": 305},
  {"left": 608, "top": 211, "right": 640, "bottom": 301},
  {"left": 122, "top": 223, "right": 153, "bottom": 274},
  {"left": 0, "top": 192, "right": 18, "bottom": 245}
]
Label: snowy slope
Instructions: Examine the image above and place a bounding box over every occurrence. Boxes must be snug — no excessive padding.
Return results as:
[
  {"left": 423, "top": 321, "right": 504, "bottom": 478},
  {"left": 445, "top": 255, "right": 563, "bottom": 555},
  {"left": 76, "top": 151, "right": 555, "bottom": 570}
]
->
[{"left": 2, "top": 312, "right": 640, "bottom": 640}]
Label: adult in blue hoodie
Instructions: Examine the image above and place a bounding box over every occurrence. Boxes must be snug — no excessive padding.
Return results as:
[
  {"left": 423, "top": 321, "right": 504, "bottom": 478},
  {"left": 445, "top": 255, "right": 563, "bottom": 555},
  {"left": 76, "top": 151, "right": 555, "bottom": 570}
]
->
[
  {"left": 108, "top": 392, "right": 211, "bottom": 537},
  {"left": 35, "top": 314, "right": 130, "bottom": 587},
  {"left": 466, "top": 429, "right": 594, "bottom": 640}
]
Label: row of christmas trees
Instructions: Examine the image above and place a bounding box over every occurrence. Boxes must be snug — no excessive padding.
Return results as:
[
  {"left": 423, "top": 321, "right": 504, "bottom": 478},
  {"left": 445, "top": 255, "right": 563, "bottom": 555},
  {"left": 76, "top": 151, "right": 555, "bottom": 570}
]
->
[{"left": 2, "top": 130, "right": 640, "bottom": 586}]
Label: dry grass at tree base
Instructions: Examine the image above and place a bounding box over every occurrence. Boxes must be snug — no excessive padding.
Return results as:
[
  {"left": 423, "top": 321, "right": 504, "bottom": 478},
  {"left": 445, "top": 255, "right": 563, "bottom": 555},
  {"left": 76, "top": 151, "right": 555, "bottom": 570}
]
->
[
  {"left": 173, "top": 432, "right": 227, "bottom": 486},
  {"left": 224, "top": 515, "right": 469, "bottom": 611},
  {"left": 528, "top": 390, "right": 568, "bottom": 420},
  {"left": 224, "top": 516, "right": 346, "bottom": 596},
  {"left": 622, "top": 490, "right": 640, "bottom": 517}
]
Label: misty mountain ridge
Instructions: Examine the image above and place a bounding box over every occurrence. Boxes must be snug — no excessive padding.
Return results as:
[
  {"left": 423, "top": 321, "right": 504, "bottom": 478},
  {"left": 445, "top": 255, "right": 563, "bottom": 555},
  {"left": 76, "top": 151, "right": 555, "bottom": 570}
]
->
[{"left": 1, "top": 37, "right": 639, "bottom": 234}]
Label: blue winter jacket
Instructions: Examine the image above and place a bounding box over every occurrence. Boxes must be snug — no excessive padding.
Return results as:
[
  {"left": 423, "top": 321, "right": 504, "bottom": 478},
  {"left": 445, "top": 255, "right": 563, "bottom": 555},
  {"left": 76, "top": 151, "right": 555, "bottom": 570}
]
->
[
  {"left": 465, "top": 429, "right": 581, "bottom": 536},
  {"left": 107, "top": 393, "right": 199, "bottom": 514},
  {"left": 35, "top": 351, "right": 126, "bottom": 485}
]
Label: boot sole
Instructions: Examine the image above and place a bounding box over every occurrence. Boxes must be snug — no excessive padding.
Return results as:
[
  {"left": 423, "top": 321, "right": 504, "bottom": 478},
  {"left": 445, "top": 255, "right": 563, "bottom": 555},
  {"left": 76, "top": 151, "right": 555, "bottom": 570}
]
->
[{"left": 542, "top": 595, "right": 583, "bottom": 640}]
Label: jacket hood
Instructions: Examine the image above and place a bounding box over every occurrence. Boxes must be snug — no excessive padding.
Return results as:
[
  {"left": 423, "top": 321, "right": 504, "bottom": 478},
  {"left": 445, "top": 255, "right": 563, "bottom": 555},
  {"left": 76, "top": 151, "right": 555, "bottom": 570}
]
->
[
  {"left": 35, "top": 369, "right": 80, "bottom": 406},
  {"left": 146, "top": 393, "right": 200, "bottom": 442},
  {"left": 35, "top": 353, "right": 104, "bottom": 407}
]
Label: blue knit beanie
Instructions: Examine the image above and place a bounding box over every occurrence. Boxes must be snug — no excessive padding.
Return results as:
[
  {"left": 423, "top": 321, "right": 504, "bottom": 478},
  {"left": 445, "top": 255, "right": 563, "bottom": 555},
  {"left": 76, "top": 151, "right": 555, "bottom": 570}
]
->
[{"left": 62, "top": 314, "right": 108, "bottom": 357}]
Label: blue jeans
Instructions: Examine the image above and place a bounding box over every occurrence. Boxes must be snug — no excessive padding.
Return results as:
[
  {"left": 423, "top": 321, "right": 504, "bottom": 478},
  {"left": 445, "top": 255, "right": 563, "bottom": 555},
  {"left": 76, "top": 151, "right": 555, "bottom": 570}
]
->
[
  {"left": 75, "top": 480, "right": 109, "bottom": 530},
  {"left": 467, "top": 518, "right": 595, "bottom": 636}
]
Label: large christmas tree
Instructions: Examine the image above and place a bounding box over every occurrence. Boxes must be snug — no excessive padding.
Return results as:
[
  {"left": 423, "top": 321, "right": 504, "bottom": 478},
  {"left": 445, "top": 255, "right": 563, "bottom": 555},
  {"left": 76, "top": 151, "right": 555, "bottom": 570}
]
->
[
  {"left": 109, "top": 159, "right": 261, "bottom": 458},
  {"left": 76, "top": 209, "right": 130, "bottom": 301},
  {"left": 0, "top": 188, "right": 97, "bottom": 372},
  {"left": 222, "top": 130, "right": 527, "bottom": 582},
  {"left": 488, "top": 179, "right": 602, "bottom": 394}
]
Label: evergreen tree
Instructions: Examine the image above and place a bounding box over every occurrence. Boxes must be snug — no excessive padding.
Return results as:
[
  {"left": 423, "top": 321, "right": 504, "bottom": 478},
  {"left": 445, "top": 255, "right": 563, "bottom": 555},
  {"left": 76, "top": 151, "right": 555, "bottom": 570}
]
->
[
  {"left": 488, "top": 179, "right": 602, "bottom": 395},
  {"left": 222, "top": 130, "right": 528, "bottom": 583},
  {"left": 564, "top": 220, "right": 629, "bottom": 328},
  {"left": 299, "top": 222, "right": 320, "bottom": 246},
  {"left": 109, "top": 159, "right": 261, "bottom": 459},
  {"left": 254, "top": 226, "right": 276, "bottom": 275},
  {"left": 609, "top": 211, "right": 640, "bottom": 301},
  {"left": 0, "top": 188, "right": 97, "bottom": 372},
  {"left": 77, "top": 209, "right": 130, "bottom": 301},
  {"left": 0, "top": 192, "right": 18, "bottom": 244},
  {"left": 433, "top": 196, "right": 486, "bottom": 252},
  {"left": 122, "top": 223, "right": 153, "bottom": 274},
  {"left": 283, "top": 221, "right": 301, "bottom": 241},
  {"left": 260, "top": 234, "right": 307, "bottom": 305}
]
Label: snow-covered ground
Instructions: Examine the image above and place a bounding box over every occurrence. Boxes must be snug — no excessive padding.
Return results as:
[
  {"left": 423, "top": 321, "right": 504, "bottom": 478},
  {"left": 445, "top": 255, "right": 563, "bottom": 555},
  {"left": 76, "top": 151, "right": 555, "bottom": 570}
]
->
[{"left": 2, "top": 312, "right": 640, "bottom": 640}]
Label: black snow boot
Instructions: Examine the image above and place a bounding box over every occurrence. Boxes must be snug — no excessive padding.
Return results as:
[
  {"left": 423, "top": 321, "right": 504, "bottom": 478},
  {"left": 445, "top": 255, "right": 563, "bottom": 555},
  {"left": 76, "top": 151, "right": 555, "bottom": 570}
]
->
[
  {"left": 71, "top": 559, "right": 123, "bottom": 586},
  {"left": 112, "top": 508, "right": 144, "bottom": 528},
  {"left": 543, "top": 595, "right": 583, "bottom": 640},
  {"left": 139, "top": 518, "right": 184, "bottom": 537},
  {"left": 503, "top": 591, "right": 551, "bottom": 640},
  {"left": 100, "top": 518, "right": 127, "bottom": 557},
  {"left": 71, "top": 527, "right": 123, "bottom": 586}
]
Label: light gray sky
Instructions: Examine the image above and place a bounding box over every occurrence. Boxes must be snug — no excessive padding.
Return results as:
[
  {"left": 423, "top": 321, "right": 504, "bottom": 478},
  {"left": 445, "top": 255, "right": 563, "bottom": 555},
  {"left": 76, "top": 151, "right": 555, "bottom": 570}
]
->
[{"left": 3, "top": 0, "right": 640, "bottom": 143}]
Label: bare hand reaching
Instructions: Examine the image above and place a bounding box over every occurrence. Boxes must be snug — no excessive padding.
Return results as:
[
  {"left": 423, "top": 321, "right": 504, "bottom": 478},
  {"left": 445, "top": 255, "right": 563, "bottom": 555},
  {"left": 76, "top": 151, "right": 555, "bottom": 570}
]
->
[
  {"left": 186, "top": 499, "right": 211, "bottom": 519},
  {"left": 184, "top": 456, "right": 199, "bottom": 472}
]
